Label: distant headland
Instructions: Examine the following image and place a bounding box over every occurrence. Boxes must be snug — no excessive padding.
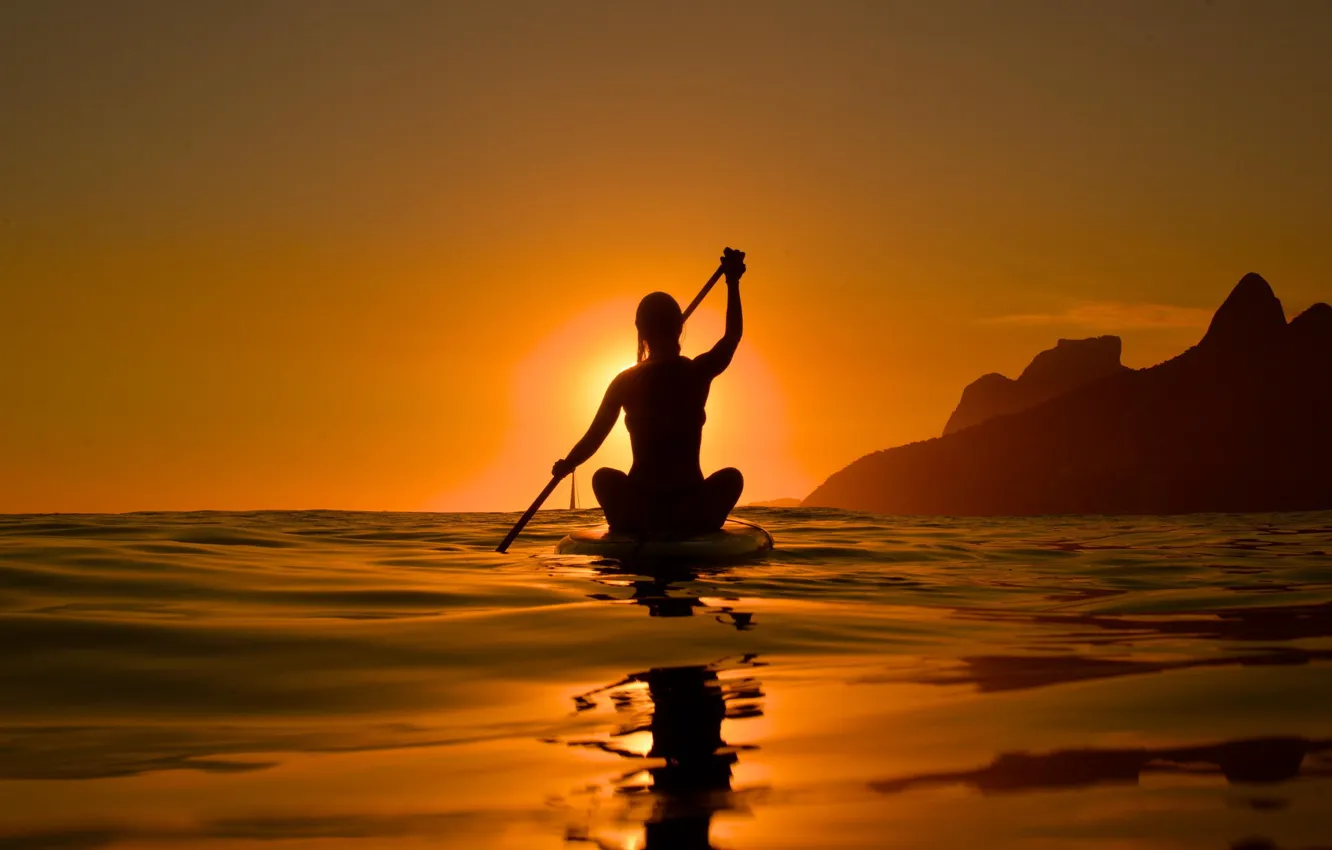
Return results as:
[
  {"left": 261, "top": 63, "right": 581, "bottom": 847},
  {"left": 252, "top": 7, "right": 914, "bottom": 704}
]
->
[
  {"left": 805, "top": 274, "right": 1332, "bottom": 515},
  {"left": 744, "top": 497, "right": 803, "bottom": 508}
]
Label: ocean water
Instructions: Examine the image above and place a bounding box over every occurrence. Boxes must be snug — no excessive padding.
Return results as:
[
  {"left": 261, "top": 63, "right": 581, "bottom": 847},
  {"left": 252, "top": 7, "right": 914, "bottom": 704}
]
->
[{"left": 2, "top": 507, "right": 1331, "bottom": 849}]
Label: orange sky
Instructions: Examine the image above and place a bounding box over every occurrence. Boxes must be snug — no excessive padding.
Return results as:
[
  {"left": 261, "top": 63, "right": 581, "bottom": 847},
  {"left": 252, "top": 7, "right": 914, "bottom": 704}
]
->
[{"left": 3, "top": 1, "right": 1331, "bottom": 512}]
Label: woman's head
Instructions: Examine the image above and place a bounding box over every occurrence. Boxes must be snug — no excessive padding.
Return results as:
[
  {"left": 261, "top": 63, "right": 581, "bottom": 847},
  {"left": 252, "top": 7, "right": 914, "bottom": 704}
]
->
[{"left": 635, "top": 291, "right": 683, "bottom": 362}]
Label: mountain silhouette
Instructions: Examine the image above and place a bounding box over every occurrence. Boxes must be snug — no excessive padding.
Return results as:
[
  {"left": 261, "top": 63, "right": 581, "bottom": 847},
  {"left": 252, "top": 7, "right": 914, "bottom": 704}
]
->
[
  {"left": 944, "top": 335, "right": 1129, "bottom": 435},
  {"left": 806, "top": 274, "right": 1332, "bottom": 515},
  {"left": 743, "top": 497, "right": 803, "bottom": 507}
]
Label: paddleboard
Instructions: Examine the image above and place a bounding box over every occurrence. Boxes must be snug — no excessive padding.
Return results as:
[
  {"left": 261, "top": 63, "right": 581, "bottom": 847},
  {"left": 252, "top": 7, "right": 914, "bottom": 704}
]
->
[{"left": 555, "top": 519, "right": 773, "bottom": 562}]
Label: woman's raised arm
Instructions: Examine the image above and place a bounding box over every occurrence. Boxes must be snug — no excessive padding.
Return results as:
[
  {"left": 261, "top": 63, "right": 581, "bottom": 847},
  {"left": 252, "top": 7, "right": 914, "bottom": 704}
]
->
[{"left": 695, "top": 249, "right": 745, "bottom": 378}]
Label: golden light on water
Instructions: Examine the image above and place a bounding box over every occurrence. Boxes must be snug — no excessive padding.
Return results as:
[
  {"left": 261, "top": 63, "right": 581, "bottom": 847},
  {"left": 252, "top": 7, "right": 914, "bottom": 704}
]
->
[{"left": 615, "top": 731, "right": 655, "bottom": 759}]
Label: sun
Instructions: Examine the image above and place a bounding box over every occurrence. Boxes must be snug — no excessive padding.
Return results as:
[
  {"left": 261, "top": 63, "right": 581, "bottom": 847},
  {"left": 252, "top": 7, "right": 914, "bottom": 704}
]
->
[
  {"left": 587, "top": 356, "right": 638, "bottom": 414},
  {"left": 430, "top": 297, "right": 814, "bottom": 511}
]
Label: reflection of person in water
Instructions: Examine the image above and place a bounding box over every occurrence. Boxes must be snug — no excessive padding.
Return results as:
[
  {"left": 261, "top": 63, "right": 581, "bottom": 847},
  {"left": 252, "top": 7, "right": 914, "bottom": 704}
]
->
[
  {"left": 552, "top": 249, "right": 748, "bottom": 536},
  {"left": 642, "top": 666, "right": 736, "bottom": 849},
  {"left": 567, "top": 660, "right": 763, "bottom": 850},
  {"left": 585, "top": 560, "right": 755, "bottom": 625}
]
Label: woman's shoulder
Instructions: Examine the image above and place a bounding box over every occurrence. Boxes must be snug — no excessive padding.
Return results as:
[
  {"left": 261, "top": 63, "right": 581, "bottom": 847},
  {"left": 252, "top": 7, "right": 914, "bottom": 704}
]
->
[
  {"left": 631, "top": 354, "right": 699, "bottom": 374},
  {"left": 610, "top": 361, "right": 644, "bottom": 391}
]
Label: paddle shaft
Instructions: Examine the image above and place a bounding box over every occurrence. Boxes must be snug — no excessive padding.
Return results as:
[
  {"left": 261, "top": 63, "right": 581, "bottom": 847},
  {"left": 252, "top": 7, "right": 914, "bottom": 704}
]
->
[
  {"left": 494, "top": 263, "right": 727, "bottom": 553},
  {"left": 681, "top": 264, "right": 726, "bottom": 323},
  {"left": 494, "top": 471, "right": 565, "bottom": 554}
]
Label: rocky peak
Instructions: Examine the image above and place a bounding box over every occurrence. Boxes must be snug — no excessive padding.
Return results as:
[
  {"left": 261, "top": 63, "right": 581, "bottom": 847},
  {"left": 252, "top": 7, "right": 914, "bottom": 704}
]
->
[
  {"left": 1019, "top": 336, "right": 1124, "bottom": 385},
  {"left": 1288, "top": 302, "right": 1332, "bottom": 334},
  {"left": 1285, "top": 303, "right": 1332, "bottom": 362},
  {"left": 943, "top": 335, "right": 1128, "bottom": 435},
  {"left": 1199, "top": 273, "right": 1287, "bottom": 352}
]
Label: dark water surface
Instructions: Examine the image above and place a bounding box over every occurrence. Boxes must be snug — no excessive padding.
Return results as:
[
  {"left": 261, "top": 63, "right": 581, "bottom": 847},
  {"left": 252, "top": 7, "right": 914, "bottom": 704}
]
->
[{"left": 2, "top": 508, "right": 1331, "bottom": 849}]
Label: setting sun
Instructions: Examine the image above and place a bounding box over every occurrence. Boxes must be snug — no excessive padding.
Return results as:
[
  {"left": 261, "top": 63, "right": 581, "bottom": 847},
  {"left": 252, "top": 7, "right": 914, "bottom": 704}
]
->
[{"left": 432, "top": 296, "right": 814, "bottom": 511}]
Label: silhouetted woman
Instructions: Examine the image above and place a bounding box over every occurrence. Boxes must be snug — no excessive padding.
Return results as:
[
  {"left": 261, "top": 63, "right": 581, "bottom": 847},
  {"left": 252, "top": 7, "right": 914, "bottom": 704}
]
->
[{"left": 552, "top": 248, "right": 747, "bottom": 536}]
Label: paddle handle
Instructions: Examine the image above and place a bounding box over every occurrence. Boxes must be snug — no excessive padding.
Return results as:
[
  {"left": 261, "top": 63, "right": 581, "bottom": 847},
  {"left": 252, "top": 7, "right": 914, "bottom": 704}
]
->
[
  {"left": 496, "top": 473, "right": 566, "bottom": 553},
  {"left": 494, "top": 261, "right": 727, "bottom": 553}
]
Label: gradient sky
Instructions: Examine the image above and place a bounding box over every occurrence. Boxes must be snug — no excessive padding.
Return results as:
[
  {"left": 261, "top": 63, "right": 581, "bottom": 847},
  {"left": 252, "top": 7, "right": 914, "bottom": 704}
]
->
[{"left": 3, "top": 0, "right": 1330, "bottom": 513}]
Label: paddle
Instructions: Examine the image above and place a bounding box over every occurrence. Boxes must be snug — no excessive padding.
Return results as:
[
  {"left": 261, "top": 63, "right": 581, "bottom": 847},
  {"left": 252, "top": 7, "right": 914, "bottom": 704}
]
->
[{"left": 495, "top": 262, "right": 727, "bottom": 553}]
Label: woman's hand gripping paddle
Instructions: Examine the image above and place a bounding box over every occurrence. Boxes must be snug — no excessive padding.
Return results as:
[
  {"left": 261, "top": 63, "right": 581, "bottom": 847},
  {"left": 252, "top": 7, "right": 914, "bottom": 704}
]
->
[{"left": 494, "top": 261, "right": 729, "bottom": 553}]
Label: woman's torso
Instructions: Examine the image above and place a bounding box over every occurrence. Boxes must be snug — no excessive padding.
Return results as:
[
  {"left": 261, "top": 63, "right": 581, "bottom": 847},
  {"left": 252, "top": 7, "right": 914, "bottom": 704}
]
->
[{"left": 620, "top": 356, "right": 710, "bottom": 492}]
